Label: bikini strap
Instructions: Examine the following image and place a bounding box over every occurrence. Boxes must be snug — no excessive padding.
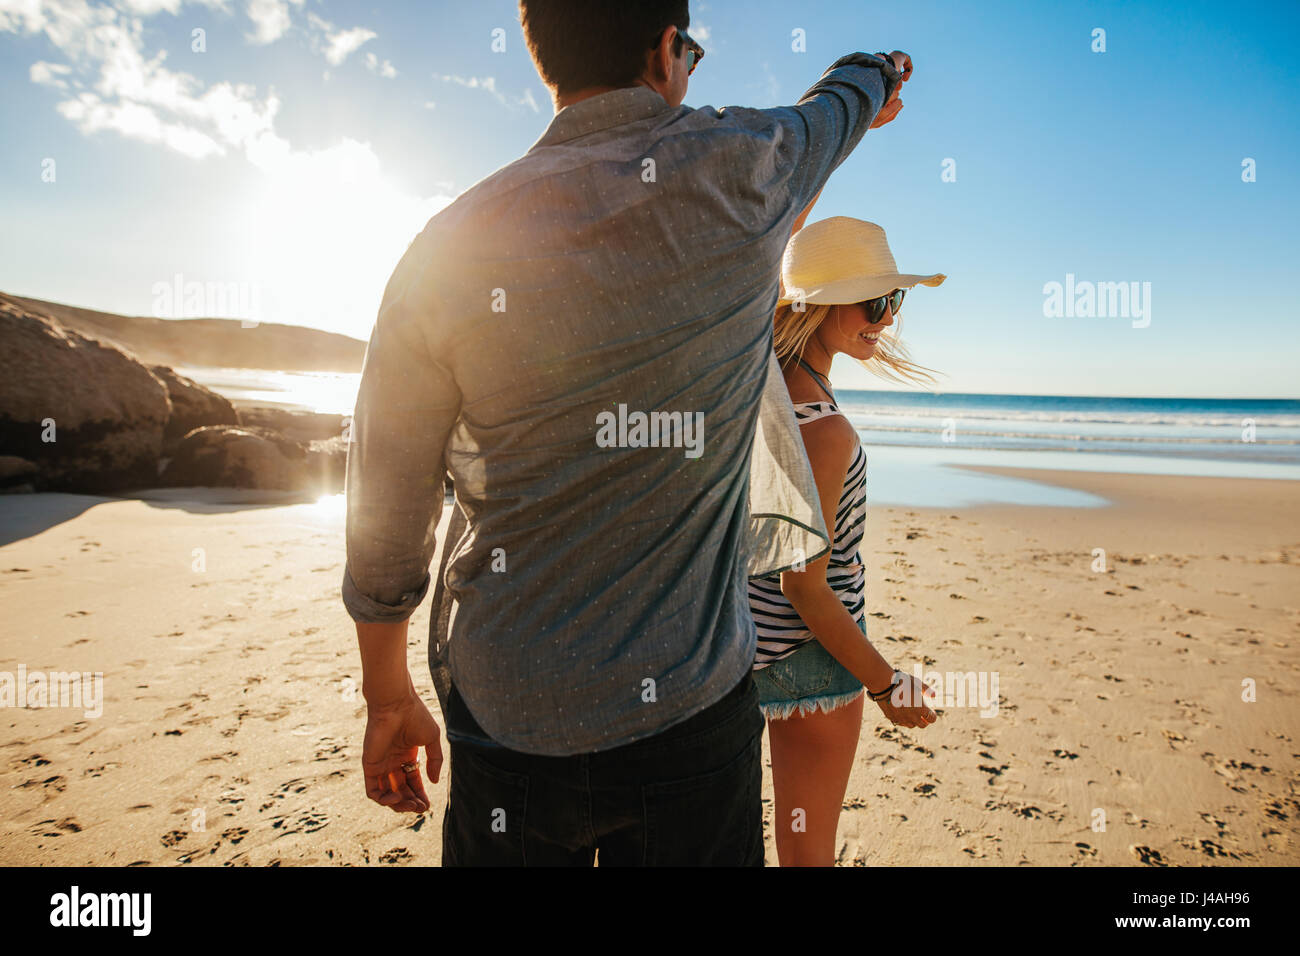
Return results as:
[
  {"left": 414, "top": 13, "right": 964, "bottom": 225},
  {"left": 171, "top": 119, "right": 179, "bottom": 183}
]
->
[{"left": 795, "top": 357, "right": 837, "bottom": 404}]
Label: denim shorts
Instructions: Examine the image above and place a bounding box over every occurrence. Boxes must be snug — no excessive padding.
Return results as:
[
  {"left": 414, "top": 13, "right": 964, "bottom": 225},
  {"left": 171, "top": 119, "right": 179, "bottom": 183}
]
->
[{"left": 752, "top": 617, "right": 866, "bottom": 721}]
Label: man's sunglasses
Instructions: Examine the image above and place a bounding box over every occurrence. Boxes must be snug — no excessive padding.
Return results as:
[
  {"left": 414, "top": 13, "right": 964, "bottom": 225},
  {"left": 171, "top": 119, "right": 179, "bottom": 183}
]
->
[
  {"left": 654, "top": 27, "right": 704, "bottom": 75},
  {"left": 861, "top": 288, "right": 905, "bottom": 323},
  {"left": 678, "top": 29, "right": 705, "bottom": 75}
]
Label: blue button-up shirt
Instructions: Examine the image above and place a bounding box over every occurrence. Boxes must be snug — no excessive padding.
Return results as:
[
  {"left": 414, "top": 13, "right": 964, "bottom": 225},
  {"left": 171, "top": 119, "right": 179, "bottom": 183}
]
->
[{"left": 342, "top": 53, "right": 899, "bottom": 756}]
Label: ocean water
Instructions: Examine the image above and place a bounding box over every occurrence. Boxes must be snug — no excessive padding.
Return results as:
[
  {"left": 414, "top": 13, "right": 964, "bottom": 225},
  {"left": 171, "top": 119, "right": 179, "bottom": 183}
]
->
[
  {"left": 176, "top": 365, "right": 361, "bottom": 416},
  {"left": 836, "top": 391, "right": 1300, "bottom": 465},
  {"left": 180, "top": 365, "right": 1300, "bottom": 508}
]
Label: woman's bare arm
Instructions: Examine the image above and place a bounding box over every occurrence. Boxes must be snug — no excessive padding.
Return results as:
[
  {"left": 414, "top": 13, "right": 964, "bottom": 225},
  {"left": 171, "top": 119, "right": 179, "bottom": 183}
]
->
[
  {"left": 780, "top": 416, "right": 895, "bottom": 690},
  {"left": 780, "top": 415, "right": 937, "bottom": 727},
  {"left": 791, "top": 188, "right": 823, "bottom": 236}
]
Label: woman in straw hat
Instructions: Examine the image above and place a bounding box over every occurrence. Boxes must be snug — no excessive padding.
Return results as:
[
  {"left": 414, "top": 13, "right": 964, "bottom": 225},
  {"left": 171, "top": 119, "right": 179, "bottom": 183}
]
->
[{"left": 748, "top": 215, "right": 944, "bottom": 866}]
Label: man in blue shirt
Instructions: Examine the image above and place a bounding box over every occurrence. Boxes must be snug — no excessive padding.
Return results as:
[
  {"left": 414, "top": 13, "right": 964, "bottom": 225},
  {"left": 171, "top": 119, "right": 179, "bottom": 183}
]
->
[{"left": 343, "top": 0, "right": 909, "bottom": 865}]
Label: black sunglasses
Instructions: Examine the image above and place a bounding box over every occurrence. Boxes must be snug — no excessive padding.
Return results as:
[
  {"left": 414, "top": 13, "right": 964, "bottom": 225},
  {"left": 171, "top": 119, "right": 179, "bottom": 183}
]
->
[
  {"left": 861, "top": 288, "right": 905, "bottom": 324},
  {"left": 654, "top": 27, "right": 704, "bottom": 75}
]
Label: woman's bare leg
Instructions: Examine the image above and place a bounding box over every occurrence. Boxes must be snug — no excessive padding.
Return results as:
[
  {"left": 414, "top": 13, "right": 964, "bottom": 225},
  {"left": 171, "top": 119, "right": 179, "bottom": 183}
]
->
[{"left": 767, "top": 692, "right": 865, "bottom": 866}]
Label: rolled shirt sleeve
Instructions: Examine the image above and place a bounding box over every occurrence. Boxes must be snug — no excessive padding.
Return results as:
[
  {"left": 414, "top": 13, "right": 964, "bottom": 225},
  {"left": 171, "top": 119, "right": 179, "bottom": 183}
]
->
[
  {"left": 768, "top": 52, "right": 901, "bottom": 212},
  {"left": 341, "top": 230, "right": 462, "bottom": 625}
]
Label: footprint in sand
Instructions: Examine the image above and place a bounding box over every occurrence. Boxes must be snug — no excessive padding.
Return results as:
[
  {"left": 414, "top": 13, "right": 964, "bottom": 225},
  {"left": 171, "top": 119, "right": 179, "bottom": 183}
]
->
[
  {"left": 985, "top": 799, "right": 1064, "bottom": 822},
  {"left": 1262, "top": 798, "right": 1294, "bottom": 821},
  {"left": 270, "top": 809, "right": 328, "bottom": 834},
  {"left": 1161, "top": 729, "right": 1189, "bottom": 749},
  {"left": 30, "top": 818, "right": 83, "bottom": 837},
  {"left": 18, "top": 774, "right": 67, "bottom": 795},
  {"left": 1130, "top": 845, "right": 1168, "bottom": 865},
  {"left": 1178, "top": 837, "right": 1241, "bottom": 861}
]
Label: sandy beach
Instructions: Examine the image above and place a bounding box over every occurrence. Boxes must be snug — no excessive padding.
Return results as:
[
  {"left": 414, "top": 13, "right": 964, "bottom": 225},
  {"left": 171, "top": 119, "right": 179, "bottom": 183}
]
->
[{"left": 1, "top": 467, "right": 1296, "bottom": 866}]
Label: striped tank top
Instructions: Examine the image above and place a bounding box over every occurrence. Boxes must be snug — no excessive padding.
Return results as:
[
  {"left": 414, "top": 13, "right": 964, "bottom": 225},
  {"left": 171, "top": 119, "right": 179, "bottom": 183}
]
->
[{"left": 748, "top": 397, "right": 867, "bottom": 668}]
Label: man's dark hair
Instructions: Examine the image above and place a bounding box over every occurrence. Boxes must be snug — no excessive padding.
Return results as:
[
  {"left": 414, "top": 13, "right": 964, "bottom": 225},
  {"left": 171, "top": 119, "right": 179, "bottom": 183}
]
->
[{"left": 519, "top": 0, "right": 690, "bottom": 94}]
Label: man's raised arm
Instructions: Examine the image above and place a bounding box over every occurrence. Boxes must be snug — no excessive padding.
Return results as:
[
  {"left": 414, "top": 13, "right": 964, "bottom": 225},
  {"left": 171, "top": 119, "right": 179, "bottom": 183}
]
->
[{"left": 766, "top": 50, "right": 909, "bottom": 215}]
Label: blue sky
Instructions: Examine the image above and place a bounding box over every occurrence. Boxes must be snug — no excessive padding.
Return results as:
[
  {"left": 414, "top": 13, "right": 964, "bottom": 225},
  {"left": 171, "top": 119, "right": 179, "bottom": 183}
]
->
[{"left": 2, "top": 0, "right": 1297, "bottom": 397}]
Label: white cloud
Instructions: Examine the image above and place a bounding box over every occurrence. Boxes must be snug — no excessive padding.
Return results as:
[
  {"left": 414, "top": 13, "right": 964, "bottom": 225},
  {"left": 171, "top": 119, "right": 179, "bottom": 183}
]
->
[
  {"left": 30, "top": 60, "right": 72, "bottom": 88},
  {"left": 436, "top": 73, "right": 539, "bottom": 111},
  {"left": 58, "top": 91, "right": 224, "bottom": 157},
  {"left": 0, "top": 0, "right": 386, "bottom": 165},
  {"left": 245, "top": 0, "right": 301, "bottom": 45},
  {"left": 324, "top": 26, "right": 373, "bottom": 64},
  {"left": 2, "top": 0, "right": 275, "bottom": 160},
  {"left": 364, "top": 51, "right": 396, "bottom": 79},
  {"left": 439, "top": 73, "right": 497, "bottom": 94},
  {"left": 306, "top": 13, "right": 374, "bottom": 66},
  {"left": 3, "top": 0, "right": 455, "bottom": 334},
  {"left": 118, "top": 0, "right": 189, "bottom": 14},
  {"left": 691, "top": 24, "right": 711, "bottom": 43}
]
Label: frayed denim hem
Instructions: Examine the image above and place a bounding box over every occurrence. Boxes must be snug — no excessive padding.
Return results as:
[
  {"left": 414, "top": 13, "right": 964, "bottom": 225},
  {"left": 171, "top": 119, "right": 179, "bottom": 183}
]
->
[{"left": 760, "top": 687, "right": 864, "bottom": 722}]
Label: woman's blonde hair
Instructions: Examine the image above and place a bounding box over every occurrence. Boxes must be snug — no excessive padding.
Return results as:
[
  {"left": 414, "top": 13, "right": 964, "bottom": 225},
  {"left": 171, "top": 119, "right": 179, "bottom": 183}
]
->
[{"left": 772, "top": 302, "right": 936, "bottom": 387}]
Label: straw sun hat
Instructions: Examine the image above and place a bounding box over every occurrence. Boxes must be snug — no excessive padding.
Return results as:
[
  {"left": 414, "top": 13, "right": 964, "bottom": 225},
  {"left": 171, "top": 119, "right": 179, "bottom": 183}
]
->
[{"left": 776, "top": 216, "right": 946, "bottom": 308}]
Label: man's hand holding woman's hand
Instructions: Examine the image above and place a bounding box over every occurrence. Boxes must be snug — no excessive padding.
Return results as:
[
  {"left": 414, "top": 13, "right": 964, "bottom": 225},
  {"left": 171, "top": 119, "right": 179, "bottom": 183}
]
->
[{"left": 869, "top": 50, "right": 913, "bottom": 129}]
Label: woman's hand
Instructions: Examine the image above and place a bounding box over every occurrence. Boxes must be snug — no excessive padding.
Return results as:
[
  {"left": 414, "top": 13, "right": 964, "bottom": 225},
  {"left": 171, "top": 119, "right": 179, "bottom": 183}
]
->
[
  {"left": 362, "top": 688, "right": 444, "bottom": 813},
  {"left": 885, "top": 50, "right": 913, "bottom": 81},
  {"left": 873, "top": 672, "right": 939, "bottom": 728},
  {"left": 869, "top": 51, "right": 912, "bottom": 129}
]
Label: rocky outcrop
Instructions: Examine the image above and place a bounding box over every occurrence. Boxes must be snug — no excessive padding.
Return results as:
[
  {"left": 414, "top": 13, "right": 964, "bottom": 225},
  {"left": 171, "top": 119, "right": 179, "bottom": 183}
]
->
[
  {"left": 0, "top": 298, "right": 171, "bottom": 493},
  {"left": 0, "top": 456, "right": 39, "bottom": 494},
  {"left": 0, "top": 291, "right": 366, "bottom": 373},
  {"left": 236, "top": 405, "right": 347, "bottom": 443},
  {"left": 159, "top": 425, "right": 344, "bottom": 494},
  {"left": 150, "top": 365, "right": 240, "bottom": 452}
]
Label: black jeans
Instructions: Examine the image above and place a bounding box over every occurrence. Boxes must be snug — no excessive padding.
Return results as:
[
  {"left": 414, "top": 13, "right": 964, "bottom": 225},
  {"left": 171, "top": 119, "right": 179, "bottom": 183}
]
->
[{"left": 441, "top": 672, "right": 765, "bottom": 866}]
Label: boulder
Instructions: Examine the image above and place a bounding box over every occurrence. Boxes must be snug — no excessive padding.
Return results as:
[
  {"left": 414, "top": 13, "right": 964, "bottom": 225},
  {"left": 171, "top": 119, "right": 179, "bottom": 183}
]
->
[
  {"left": 236, "top": 405, "right": 346, "bottom": 442},
  {"left": 160, "top": 424, "right": 342, "bottom": 494},
  {"left": 0, "top": 455, "right": 39, "bottom": 494},
  {"left": 0, "top": 299, "right": 170, "bottom": 493},
  {"left": 149, "top": 365, "right": 239, "bottom": 452}
]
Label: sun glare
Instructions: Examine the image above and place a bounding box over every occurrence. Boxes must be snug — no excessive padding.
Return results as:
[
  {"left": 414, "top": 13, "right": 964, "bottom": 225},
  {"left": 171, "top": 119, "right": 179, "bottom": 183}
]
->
[{"left": 246, "top": 140, "right": 453, "bottom": 337}]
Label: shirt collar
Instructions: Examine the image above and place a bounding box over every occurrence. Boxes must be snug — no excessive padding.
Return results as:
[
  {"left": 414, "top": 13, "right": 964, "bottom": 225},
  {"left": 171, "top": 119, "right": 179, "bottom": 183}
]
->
[{"left": 531, "top": 86, "right": 675, "bottom": 149}]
